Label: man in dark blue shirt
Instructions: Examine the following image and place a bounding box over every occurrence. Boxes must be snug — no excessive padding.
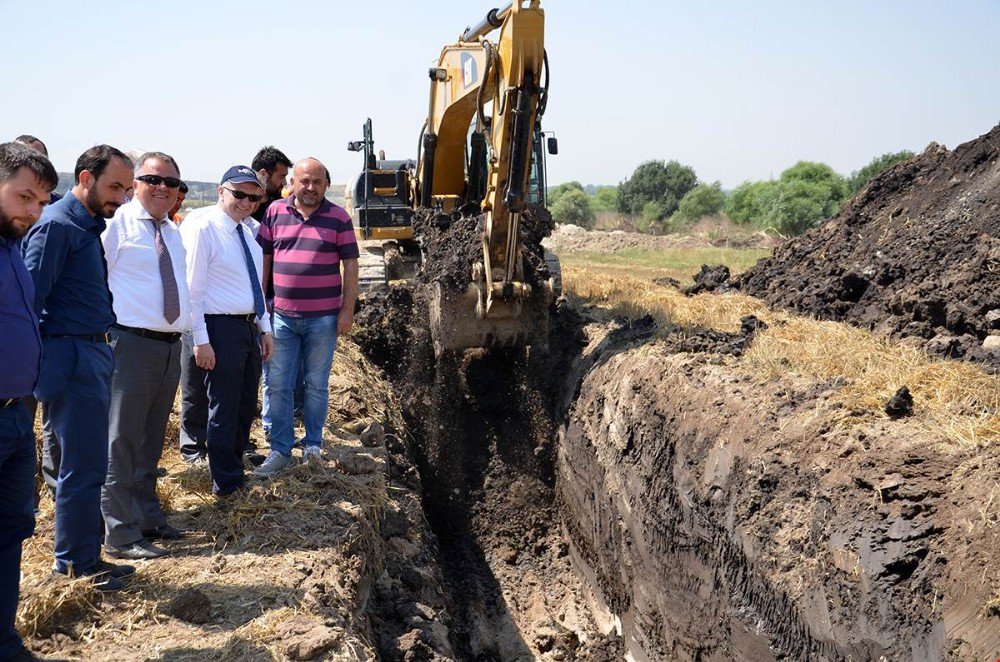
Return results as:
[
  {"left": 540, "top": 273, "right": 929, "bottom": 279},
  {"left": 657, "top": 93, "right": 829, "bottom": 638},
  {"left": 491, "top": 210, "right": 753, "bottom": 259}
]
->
[
  {"left": 0, "top": 142, "right": 57, "bottom": 661},
  {"left": 22, "top": 144, "right": 135, "bottom": 593}
]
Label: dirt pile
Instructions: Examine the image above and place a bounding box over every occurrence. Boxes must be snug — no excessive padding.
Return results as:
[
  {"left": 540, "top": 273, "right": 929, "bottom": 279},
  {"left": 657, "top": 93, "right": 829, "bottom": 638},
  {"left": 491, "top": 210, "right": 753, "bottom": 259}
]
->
[
  {"left": 738, "top": 123, "right": 1000, "bottom": 368},
  {"left": 543, "top": 224, "right": 775, "bottom": 254}
]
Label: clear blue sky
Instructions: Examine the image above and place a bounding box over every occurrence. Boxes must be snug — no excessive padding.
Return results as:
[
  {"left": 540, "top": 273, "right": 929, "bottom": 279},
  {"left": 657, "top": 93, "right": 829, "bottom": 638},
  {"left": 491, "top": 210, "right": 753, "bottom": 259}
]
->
[{"left": 3, "top": 1, "right": 998, "bottom": 189}]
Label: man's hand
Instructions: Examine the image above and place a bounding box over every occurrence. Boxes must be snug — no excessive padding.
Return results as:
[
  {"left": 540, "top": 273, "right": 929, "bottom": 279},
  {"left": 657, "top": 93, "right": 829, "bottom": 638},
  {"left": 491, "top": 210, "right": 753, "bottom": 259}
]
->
[
  {"left": 337, "top": 310, "right": 354, "bottom": 336},
  {"left": 194, "top": 343, "right": 216, "bottom": 370},
  {"left": 261, "top": 332, "right": 274, "bottom": 362}
]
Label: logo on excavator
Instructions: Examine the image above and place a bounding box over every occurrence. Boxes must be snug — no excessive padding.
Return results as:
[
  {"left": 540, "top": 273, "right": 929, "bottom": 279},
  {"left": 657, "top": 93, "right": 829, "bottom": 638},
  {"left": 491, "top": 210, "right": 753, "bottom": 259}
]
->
[{"left": 461, "top": 52, "right": 478, "bottom": 89}]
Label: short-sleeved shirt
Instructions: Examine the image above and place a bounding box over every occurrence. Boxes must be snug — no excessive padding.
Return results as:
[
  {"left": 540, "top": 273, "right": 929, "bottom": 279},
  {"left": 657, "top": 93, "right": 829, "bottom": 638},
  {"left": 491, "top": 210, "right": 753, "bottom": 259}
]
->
[{"left": 257, "top": 196, "right": 359, "bottom": 318}]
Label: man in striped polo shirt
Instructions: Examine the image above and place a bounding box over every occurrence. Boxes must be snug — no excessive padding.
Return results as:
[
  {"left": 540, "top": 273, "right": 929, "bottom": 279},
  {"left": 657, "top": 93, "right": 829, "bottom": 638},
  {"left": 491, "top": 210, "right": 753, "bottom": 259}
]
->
[{"left": 254, "top": 158, "right": 359, "bottom": 476}]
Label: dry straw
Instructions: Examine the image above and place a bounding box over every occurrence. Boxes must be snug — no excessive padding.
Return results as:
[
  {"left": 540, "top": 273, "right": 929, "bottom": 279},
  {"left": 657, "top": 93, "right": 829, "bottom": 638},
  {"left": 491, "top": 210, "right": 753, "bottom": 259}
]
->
[
  {"left": 18, "top": 338, "right": 397, "bottom": 658},
  {"left": 564, "top": 265, "right": 999, "bottom": 448}
]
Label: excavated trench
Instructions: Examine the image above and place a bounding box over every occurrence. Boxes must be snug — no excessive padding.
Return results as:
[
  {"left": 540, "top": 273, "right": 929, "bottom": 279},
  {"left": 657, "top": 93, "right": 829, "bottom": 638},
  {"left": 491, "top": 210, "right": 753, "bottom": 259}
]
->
[
  {"left": 351, "top": 204, "right": 996, "bottom": 660},
  {"left": 355, "top": 287, "right": 1000, "bottom": 661}
]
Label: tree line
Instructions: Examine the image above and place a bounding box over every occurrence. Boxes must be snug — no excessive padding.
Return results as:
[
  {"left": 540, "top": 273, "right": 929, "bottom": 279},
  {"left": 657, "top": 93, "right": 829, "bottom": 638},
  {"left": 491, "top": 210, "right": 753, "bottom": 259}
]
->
[{"left": 548, "top": 150, "right": 914, "bottom": 235}]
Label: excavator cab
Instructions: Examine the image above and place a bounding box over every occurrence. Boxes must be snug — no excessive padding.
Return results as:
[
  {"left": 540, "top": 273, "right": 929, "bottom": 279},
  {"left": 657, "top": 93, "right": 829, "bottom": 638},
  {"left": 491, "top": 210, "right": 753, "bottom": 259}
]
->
[{"left": 346, "top": 119, "right": 422, "bottom": 288}]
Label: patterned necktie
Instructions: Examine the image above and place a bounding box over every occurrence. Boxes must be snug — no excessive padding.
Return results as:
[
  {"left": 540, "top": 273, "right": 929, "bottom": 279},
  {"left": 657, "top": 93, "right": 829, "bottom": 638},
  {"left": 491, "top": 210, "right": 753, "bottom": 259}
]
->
[
  {"left": 235, "top": 223, "right": 266, "bottom": 320},
  {"left": 152, "top": 219, "right": 181, "bottom": 324}
]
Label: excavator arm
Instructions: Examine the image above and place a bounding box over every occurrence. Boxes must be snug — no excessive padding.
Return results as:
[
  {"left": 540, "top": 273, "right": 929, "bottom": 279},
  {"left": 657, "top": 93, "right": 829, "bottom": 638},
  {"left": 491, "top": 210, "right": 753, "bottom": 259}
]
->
[{"left": 419, "top": 1, "right": 556, "bottom": 354}]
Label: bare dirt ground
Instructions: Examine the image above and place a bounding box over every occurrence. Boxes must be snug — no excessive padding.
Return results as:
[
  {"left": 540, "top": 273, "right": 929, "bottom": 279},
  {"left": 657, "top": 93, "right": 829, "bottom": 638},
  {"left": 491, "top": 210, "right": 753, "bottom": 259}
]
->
[
  {"left": 20, "top": 342, "right": 453, "bottom": 661},
  {"left": 542, "top": 219, "right": 776, "bottom": 254}
]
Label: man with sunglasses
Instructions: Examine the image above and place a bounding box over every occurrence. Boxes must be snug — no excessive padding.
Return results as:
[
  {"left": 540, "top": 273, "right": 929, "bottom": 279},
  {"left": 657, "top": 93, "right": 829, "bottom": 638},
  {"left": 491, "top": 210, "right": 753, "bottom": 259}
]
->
[
  {"left": 182, "top": 166, "right": 274, "bottom": 499},
  {"left": 22, "top": 145, "right": 135, "bottom": 592},
  {"left": 100, "top": 152, "right": 189, "bottom": 560}
]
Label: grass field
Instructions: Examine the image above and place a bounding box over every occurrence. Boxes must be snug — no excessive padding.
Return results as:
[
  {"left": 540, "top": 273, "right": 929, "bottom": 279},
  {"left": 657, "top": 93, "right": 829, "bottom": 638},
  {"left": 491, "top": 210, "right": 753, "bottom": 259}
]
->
[{"left": 555, "top": 246, "right": 772, "bottom": 284}]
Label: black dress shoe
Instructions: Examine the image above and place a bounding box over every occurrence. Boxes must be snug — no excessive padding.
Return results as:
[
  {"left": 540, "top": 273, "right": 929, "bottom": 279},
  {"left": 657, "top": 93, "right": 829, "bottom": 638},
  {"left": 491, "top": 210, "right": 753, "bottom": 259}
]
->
[
  {"left": 142, "top": 523, "right": 184, "bottom": 540},
  {"left": 51, "top": 565, "right": 125, "bottom": 592},
  {"left": 94, "top": 558, "right": 135, "bottom": 578},
  {"left": 105, "top": 540, "right": 170, "bottom": 560}
]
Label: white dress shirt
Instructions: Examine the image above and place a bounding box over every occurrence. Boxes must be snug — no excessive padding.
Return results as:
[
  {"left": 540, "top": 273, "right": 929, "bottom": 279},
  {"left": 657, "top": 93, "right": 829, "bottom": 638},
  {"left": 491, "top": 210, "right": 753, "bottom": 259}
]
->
[
  {"left": 102, "top": 198, "right": 190, "bottom": 332},
  {"left": 181, "top": 205, "right": 272, "bottom": 346}
]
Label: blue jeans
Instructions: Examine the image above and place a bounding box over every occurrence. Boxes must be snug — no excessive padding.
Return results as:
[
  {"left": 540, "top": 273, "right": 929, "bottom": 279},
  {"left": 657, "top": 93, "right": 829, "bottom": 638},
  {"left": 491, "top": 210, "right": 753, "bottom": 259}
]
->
[
  {"left": 261, "top": 353, "right": 305, "bottom": 431},
  {"left": 0, "top": 404, "right": 35, "bottom": 659},
  {"left": 268, "top": 313, "right": 338, "bottom": 456}
]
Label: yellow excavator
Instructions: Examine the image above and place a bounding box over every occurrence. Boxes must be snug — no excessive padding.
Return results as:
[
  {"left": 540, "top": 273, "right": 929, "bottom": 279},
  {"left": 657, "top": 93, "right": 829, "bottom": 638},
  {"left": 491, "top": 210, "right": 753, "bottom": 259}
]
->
[{"left": 345, "top": 0, "right": 559, "bottom": 355}]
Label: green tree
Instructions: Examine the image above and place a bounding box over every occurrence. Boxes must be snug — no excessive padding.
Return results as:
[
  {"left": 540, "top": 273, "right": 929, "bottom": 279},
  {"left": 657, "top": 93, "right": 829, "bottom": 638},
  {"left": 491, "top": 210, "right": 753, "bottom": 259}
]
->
[
  {"left": 550, "top": 188, "right": 596, "bottom": 228},
  {"left": 617, "top": 160, "right": 697, "bottom": 219},
  {"left": 674, "top": 181, "right": 726, "bottom": 222},
  {"left": 725, "top": 161, "right": 849, "bottom": 235},
  {"left": 547, "top": 181, "right": 584, "bottom": 208},
  {"left": 591, "top": 186, "right": 619, "bottom": 213},
  {"left": 779, "top": 160, "right": 849, "bottom": 214},
  {"left": 757, "top": 179, "right": 830, "bottom": 235},
  {"left": 726, "top": 180, "right": 775, "bottom": 225},
  {"left": 848, "top": 150, "right": 915, "bottom": 193}
]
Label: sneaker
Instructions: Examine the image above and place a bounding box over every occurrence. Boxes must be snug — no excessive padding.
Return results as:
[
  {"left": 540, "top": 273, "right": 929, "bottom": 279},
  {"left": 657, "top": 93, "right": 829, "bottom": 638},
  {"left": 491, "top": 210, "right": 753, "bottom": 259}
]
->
[
  {"left": 187, "top": 456, "right": 209, "bottom": 470},
  {"left": 302, "top": 446, "right": 322, "bottom": 464},
  {"left": 253, "top": 451, "right": 292, "bottom": 477}
]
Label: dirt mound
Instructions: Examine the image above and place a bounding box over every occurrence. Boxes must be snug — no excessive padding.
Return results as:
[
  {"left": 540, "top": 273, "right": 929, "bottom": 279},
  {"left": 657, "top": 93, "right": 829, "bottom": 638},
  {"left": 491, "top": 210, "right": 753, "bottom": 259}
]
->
[
  {"left": 543, "top": 224, "right": 775, "bottom": 254},
  {"left": 739, "top": 123, "right": 1000, "bottom": 368}
]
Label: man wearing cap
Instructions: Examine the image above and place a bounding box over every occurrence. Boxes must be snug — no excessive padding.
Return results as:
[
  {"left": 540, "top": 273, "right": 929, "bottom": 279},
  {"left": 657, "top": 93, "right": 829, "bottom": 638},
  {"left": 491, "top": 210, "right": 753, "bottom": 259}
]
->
[
  {"left": 0, "top": 142, "right": 58, "bottom": 662},
  {"left": 22, "top": 144, "right": 136, "bottom": 592},
  {"left": 182, "top": 166, "right": 274, "bottom": 498},
  {"left": 101, "top": 152, "right": 189, "bottom": 560}
]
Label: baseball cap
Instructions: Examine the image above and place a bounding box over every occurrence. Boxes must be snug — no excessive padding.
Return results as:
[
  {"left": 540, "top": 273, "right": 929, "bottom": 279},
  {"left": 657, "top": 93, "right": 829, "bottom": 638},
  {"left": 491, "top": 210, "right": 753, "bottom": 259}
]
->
[{"left": 220, "top": 165, "right": 263, "bottom": 188}]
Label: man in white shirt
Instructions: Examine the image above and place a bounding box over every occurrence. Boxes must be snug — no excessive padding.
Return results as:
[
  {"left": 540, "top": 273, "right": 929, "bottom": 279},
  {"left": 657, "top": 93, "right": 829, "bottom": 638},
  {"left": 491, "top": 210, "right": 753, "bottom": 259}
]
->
[
  {"left": 101, "top": 152, "right": 190, "bottom": 560},
  {"left": 182, "top": 166, "right": 274, "bottom": 498}
]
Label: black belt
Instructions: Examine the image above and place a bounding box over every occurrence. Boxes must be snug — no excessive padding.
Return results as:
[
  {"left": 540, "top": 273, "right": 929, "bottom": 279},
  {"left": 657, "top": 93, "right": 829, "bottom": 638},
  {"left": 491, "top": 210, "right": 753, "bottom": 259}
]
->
[
  {"left": 0, "top": 397, "right": 23, "bottom": 410},
  {"left": 206, "top": 313, "right": 256, "bottom": 324},
  {"left": 112, "top": 324, "right": 181, "bottom": 343},
  {"left": 44, "top": 333, "right": 110, "bottom": 343}
]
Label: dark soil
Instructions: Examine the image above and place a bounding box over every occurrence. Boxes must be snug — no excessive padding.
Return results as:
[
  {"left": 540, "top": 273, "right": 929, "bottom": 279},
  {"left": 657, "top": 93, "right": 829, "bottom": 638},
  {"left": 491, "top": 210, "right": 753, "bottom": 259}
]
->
[
  {"left": 738, "top": 123, "right": 1000, "bottom": 368},
  {"left": 412, "top": 204, "right": 554, "bottom": 291}
]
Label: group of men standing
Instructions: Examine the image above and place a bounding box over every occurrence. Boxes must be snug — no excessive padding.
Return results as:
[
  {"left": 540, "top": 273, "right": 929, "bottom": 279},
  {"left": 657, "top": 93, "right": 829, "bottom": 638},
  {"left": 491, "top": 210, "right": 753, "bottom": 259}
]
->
[{"left": 0, "top": 139, "right": 359, "bottom": 661}]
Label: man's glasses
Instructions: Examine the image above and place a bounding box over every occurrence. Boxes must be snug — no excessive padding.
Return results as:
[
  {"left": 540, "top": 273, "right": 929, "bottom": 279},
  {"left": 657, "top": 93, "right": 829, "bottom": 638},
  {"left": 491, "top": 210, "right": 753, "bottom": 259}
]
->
[
  {"left": 136, "top": 174, "right": 184, "bottom": 189},
  {"left": 223, "top": 187, "right": 263, "bottom": 203}
]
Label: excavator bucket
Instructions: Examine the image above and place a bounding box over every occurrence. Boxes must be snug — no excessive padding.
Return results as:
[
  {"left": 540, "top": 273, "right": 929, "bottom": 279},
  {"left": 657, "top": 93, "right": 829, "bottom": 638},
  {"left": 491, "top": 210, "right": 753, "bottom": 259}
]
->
[
  {"left": 428, "top": 250, "right": 561, "bottom": 356},
  {"left": 429, "top": 282, "right": 552, "bottom": 357}
]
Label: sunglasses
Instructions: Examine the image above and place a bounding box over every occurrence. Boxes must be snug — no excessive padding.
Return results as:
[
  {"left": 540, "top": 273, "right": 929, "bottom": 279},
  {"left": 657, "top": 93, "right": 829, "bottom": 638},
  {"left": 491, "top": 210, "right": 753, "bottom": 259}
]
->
[
  {"left": 136, "top": 174, "right": 184, "bottom": 189},
  {"left": 223, "top": 187, "right": 264, "bottom": 203}
]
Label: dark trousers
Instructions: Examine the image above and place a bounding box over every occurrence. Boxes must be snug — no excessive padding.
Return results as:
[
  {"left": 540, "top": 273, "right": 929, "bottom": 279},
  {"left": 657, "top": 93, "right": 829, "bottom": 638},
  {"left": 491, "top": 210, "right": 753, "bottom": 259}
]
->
[
  {"left": 24, "top": 396, "right": 58, "bottom": 498},
  {"left": 102, "top": 329, "right": 181, "bottom": 547},
  {"left": 35, "top": 338, "right": 113, "bottom": 574},
  {"left": 179, "top": 332, "right": 209, "bottom": 462},
  {"left": 204, "top": 316, "right": 261, "bottom": 495},
  {"left": 0, "top": 404, "right": 35, "bottom": 659}
]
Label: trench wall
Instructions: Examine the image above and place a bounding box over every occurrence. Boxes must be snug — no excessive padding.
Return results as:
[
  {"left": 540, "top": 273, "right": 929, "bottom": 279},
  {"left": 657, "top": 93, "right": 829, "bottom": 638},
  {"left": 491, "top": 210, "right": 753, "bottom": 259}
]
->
[{"left": 555, "top": 342, "right": 971, "bottom": 661}]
